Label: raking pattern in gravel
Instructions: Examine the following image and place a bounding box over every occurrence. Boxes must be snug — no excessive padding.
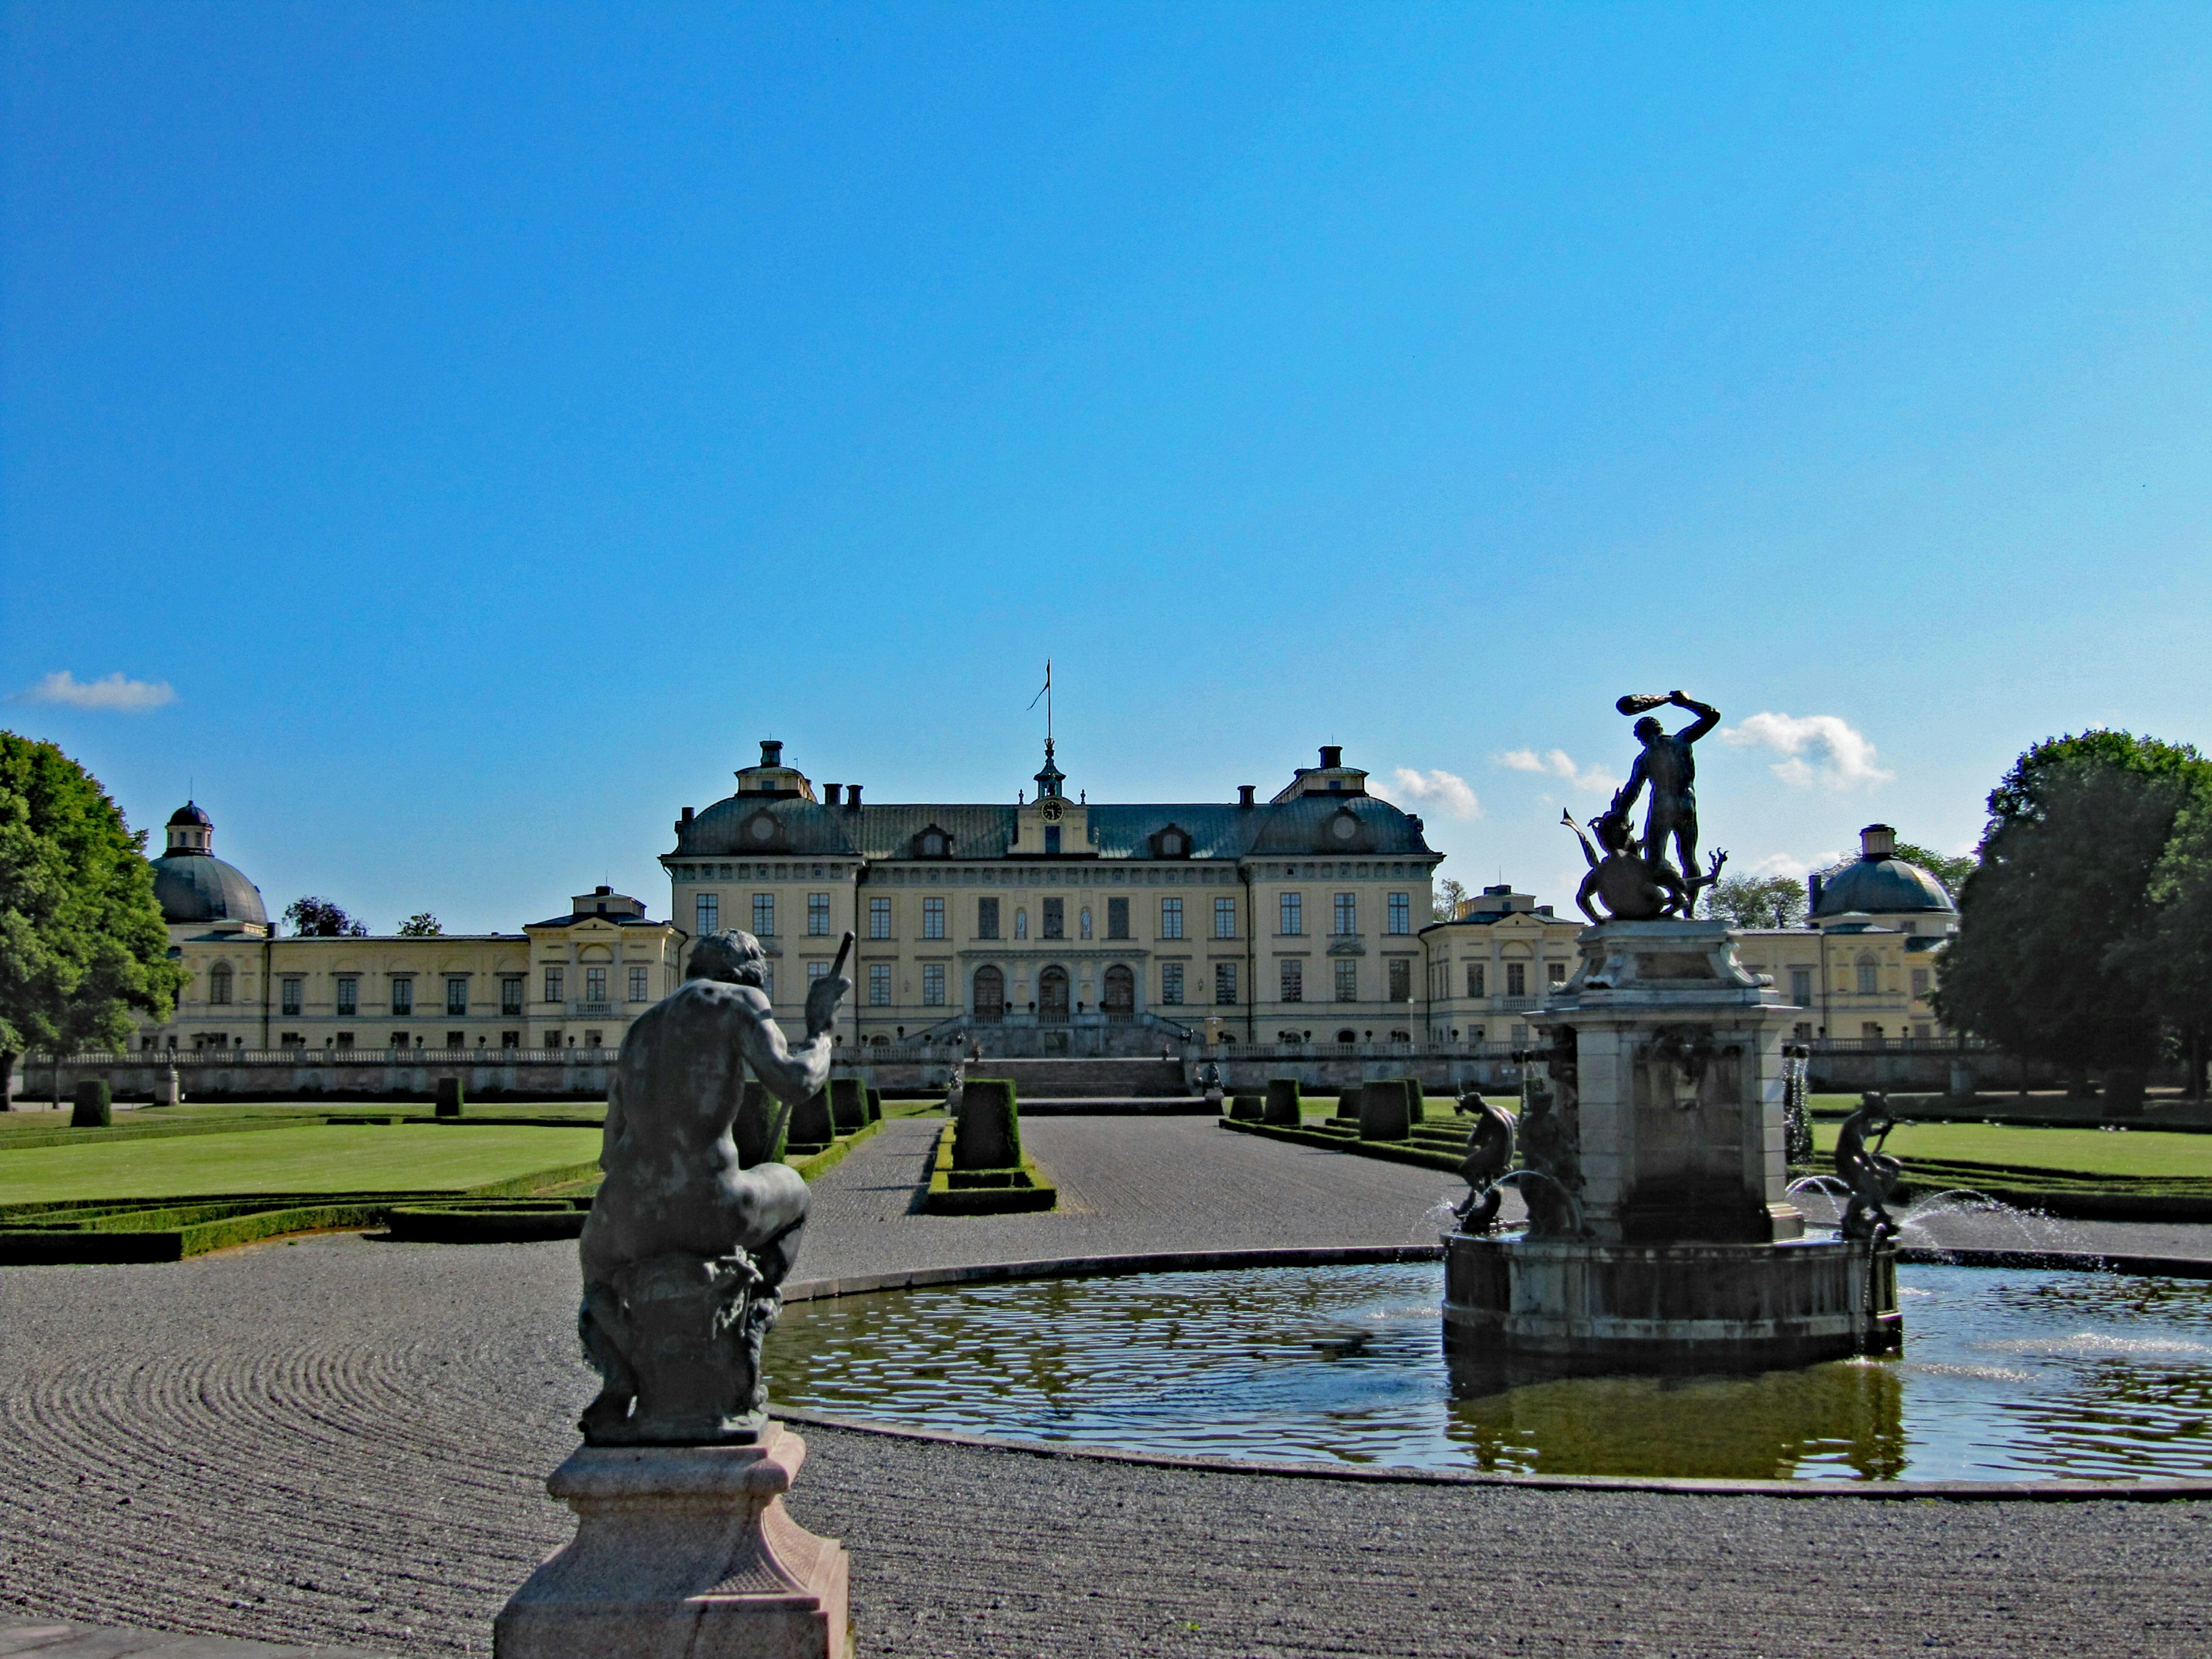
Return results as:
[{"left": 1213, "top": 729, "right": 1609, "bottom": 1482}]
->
[{"left": 0, "top": 1121, "right": 2207, "bottom": 1657}]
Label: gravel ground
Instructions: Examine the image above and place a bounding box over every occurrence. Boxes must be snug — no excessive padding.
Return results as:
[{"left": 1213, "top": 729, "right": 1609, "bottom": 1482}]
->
[{"left": 1, "top": 1119, "right": 2207, "bottom": 1659}]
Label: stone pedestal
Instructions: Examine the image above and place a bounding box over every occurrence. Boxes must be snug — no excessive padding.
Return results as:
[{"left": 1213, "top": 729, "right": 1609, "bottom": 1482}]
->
[
  {"left": 495, "top": 1427, "right": 850, "bottom": 1659},
  {"left": 1444, "top": 919, "right": 1899, "bottom": 1370}
]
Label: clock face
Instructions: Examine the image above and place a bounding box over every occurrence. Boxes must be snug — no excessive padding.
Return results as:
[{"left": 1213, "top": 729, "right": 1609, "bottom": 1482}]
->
[
  {"left": 1041, "top": 801, "right": 1064, "bottom": 823},
  {"left": 749, "top": 816, "right": 777, "bottom": 842},
  {"left": 1330, "top": 812, "right": 1358, "bottom": 841}
]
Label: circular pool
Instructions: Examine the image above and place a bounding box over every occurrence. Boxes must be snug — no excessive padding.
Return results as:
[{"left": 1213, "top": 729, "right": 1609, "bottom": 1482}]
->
[{"left": 766, "top": 1260, "right": 2212, "bottom": 1483}]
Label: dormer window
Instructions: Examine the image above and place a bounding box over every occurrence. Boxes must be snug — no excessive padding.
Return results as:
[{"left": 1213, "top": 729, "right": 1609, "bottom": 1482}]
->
[
  {"left": 911, "top": 824, "right": 953, "bottom": 859},
  {"left": 1151, "top": 824, "right": 1192, "bottom": 859}
]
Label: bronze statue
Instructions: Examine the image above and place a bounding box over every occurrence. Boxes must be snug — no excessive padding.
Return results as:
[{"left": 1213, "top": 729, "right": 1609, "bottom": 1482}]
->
[
  {"left": 1835, "top": 1091, "right": 1904, "bottom": 1243},
  {"left": 577, "top": 929, "right": 852, "bottom": 1444},
  {"left": 1566, "top": 808, "right": 1726, "bottom": 923},
  {"left": 1611, "top": 690, "right": 1720, "bottom": 887},
  {"left": 1452, "top": 1098, "right": 1517, "bottom": 1233}
]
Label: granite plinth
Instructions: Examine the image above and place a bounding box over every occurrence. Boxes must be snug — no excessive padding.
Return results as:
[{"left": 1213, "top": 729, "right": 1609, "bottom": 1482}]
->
[
  {"left": 494, "top": 1427, "right": 850, "bottom": 1659},
  {"left": 1442, "top": 1232, "right": 1900, "bottom": 1371}
]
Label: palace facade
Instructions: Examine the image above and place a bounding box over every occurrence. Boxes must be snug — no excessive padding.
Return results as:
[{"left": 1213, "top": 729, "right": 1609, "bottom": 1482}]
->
[
  {"left": 665, "top": 740, "right": 1444, "bottom": 1050},
  {"left": 132, "top": 749, "right": 1959, "bottom": 1061}
]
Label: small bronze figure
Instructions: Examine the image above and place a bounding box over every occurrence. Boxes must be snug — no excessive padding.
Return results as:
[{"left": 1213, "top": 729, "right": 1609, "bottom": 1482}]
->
[
  {"left": 1452, "top": 1099, "right": 1518, "bottom": 1233},
  {"left": 1835, "top": 1091, "right": 1904, "bottom": 1244}
]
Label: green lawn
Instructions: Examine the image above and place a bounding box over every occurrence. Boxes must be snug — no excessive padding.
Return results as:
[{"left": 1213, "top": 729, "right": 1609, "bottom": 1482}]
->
[
  {"left": 1807, "top": 1119, "right": 2212, "bottom": 1179},
  {"left": 0, "top": 1123, "right": 603, "bottom": 1204}
]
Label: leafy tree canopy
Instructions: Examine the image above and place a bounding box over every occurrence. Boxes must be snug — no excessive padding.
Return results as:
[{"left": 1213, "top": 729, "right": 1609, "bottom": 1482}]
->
[
  {"left": 1933, "top": 730, "right": 2212, "bottom": 1075},
  {"left": 284, "top": 895, "right": 368, "bottom": 937},
  {"left": 398, "top": 912, "right": 442, "bottom": 937},
  {"left": 0, "top": 733, "right": 187, "bottom": 1066},
  {"left": 1701, "top": 874, "right": 1807, "bottom": 929},
  {"left": 1433, "top": 878, "right": 1468, "bottom": 922},
  {"left": 1892, "top": 840, "right": 1976, "bottom": 901}
]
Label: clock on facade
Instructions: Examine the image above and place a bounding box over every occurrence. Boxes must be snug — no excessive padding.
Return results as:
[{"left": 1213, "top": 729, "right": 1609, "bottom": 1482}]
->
[{"left": 1041, "top": 801, "right": 1063, "bottom": 822}]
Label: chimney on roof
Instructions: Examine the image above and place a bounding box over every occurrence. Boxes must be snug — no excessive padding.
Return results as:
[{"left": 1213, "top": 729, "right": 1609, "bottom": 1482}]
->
[
  {"left": 1237, "top": 784, "right": 1256, "bottom": 807},
  {"left": 824, "top": 783, "right": 842, "bottom": 806},
  {"left": 680, "top": 806, "right": 694, "bottom": 823},
  {"left": 1860, "top": 824, "right": 1897, "bottom": 860},
  {"left": 846, "top": 783, "right": 862, "bottom": 808},
  {"left": 1319, "top": 745, "right": 1343, "bottom": 770},
  {"left": 760, "top": 740, "right": 784, "bottom": 768}
]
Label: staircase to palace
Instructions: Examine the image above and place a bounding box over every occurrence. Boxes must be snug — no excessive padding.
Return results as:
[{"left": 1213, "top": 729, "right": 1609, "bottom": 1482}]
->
[{"left": 967, "top": 1055, "right": 1205, "bottom": 1115}]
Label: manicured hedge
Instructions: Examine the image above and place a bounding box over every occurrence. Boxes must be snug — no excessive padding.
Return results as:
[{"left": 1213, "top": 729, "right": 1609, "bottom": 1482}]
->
[
  {"left": 1334, "top": 1088, "right": 1362, "bottom": 1122},
  {"left": 71, "top": 1081, "right": 112, "bottom": 1128},
  {"left": 1228, "top": 1093, "right": 1264, "bottom": 1122},
  {"left": 1359, "top": 1078, "right": 1412, "bottom": 1143},
  {"left": 830, "top": 1077, "right": 869, "bottom": 1132},
  {"left": 435, "top": 1077, "right": 464, "bottom": 1118},
  {"left": 1263, "top": 1078, "right": 1301, "bottom": 1126},
  {"left": 787, "top": 1085, "right": 836, "bottom": 1151},
  {"left": 924, "top": 1122, "right": 1056, "bottom": 1214},
  {"left": 955, "top": 1078, "right": 1021, "bottom": 1169}
]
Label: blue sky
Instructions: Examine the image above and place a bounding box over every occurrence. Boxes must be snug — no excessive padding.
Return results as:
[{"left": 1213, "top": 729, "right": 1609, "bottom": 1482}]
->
[{"left": 5, "top": 4, "right": 2208, "bottom": 931}]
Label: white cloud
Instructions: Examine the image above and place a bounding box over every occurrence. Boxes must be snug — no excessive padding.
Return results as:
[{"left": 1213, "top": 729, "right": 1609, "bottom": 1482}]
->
[
  {"left": 1720, "top": 711, "right": 1892, "bottom": 790},
  {"left": 1384, "top": 767, "right": 1482, "bottom": 820},
  {"left": 1741, "top": 849, "right": 1845, "bottom": 882},
  {"left": 13, "top": 671, "right": 177, "bottom": 712},
  {"left": 1494, "top": 747, "right": 1617, "bottom": 796}
]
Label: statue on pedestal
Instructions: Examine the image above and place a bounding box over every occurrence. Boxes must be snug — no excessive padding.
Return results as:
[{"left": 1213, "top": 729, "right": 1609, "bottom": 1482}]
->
[
  {"left": 577, "top": 929, "right": 852, "bottom": 1445},
  {"left": 499, "top": 931, "right": 860, "bottom": 1659},
  {"left": 1562, "top": 691, "right": 1728, "bottom": 921}
]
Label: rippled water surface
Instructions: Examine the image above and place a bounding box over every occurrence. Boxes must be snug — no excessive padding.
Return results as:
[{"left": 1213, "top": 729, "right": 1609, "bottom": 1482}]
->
[{"left": 766, "top": 1263, "right": 2212, "bottom": 1482}]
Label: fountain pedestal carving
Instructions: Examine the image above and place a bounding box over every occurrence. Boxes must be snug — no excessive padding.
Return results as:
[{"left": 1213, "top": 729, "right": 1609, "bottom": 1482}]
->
[{"left": 1445, "top": 920, "right": 1900, "bottom": 1370}]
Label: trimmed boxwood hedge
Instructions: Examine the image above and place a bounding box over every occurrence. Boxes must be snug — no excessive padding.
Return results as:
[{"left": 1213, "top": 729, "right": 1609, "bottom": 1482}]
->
[
  {"left": 954, "top": 1078, "right": 1022, "bottom": 1169},
  {"left": 71, "top": 1081, "right": 112, "bottom": 1128},
  {"left": 924, "top": 1121, "right": 1056, "bottom": 1214},
  {"left": 1263, "top": 1079, "right": 1301, "bottom": 1126}
]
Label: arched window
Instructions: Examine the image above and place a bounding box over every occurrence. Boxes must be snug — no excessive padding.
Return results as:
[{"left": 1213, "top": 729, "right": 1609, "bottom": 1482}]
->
[
  {"left": 1102, "top": 964, "right": 1134, "bottom": 1017},
  {"left": 208, "top": 963, "right": 233, "bottom": 1006},
  {"left": 1038, "top": 965, "right": 1071, "bottom": 1023},
  {"left": 972, "top": 966, "right": 1005, "bottom": 1023},
  {"left": 1335, "top": 1028, "right": 1358, "bottom": 1045}
]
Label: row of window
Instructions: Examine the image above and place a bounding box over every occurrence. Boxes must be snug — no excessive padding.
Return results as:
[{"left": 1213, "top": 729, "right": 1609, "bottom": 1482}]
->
[
  {"left": 693, "top": 891, "right": 1420, "bottom": 944},
  {"left": 233, "top": 968, "right": 657, "bottom": 1018},
  {"left": 842, "top": 957, "right": 1420, "bottom": 1013}
]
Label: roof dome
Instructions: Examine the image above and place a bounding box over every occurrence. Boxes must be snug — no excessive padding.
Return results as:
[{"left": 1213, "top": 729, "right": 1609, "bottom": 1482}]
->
[
  {"left": 1812, "top": 824, "right": 1955, "bottom": 918},
  {"left": 151, "top": 851, "right": 268, "bottom": 927},
  {"left": 150, "top": 802, "right": 267, "bottom": 927}
]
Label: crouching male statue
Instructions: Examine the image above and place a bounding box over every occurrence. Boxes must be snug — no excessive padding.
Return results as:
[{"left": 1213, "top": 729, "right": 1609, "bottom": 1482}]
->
[{"left": 577, "top": 928, "right": 852, "bottom": 1444}]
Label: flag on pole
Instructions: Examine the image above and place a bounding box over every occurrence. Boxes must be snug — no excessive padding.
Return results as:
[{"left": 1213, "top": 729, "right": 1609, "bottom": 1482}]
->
[{"left": 1028, "top": 660, "right": 1051, "bottom": 711}]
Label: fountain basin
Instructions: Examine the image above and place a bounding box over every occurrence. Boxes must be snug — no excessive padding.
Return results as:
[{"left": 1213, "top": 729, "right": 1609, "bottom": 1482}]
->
[
  {"left": 1443, "top": 1233, "right": 1899, "bottom": 1370},
  {"left": 764, "top": 1257, "right": 2212, "bottom": 1483}
]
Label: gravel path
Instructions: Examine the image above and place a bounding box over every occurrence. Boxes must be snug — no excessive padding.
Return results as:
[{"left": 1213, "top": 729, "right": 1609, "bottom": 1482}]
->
[
  {"left": 0, "top": 1119, "right": 2206, "bottom": 1658},
  {"left": 793, "top": 1116, "right": 1479, "bottom": 1281}
]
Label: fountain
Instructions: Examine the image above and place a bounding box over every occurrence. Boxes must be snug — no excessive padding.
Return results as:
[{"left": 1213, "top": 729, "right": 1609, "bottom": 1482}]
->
[{"left": 1444, "top": 690, "right": 1900, "bottom": 1370}]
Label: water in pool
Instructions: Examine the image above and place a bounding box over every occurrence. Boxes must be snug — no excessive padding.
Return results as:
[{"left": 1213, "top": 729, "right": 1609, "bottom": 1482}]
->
[{"left": 765, "top": 1262, "right": 2212, "bottom": 1482}]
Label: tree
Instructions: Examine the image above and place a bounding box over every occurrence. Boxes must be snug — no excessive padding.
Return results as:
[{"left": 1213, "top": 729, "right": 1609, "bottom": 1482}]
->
[
  {"left": 1433, "top": 878, "right": 1467, "bottom": 922},
  {"left": 1933, "top": 731, "right": 2212, "bottom": 1089},
  {"left": 1893, "top": 840, "right": 1976, "bottom": 902},
  {"left": 1700, "top": 874, "right": 1808, "bottom": 929},
  {"left": 2114, "top": 791, "right": 2212, "bottom": 1097},
  {"left": 0, "top": 733, "right": 188, "bottom": 1100},
  {"left": 285, "top": 895, "right": 369, "bottom": 937},
  {"left": 398, "top": 912, "right": 442, "bottom": 937}
]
